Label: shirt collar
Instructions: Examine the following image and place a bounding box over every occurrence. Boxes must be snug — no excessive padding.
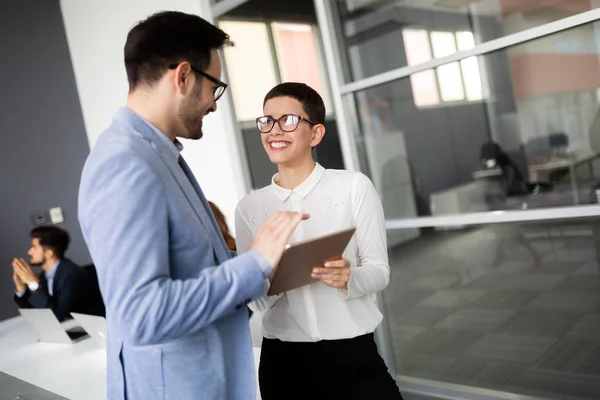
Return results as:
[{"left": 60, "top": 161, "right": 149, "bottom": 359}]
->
[
  {"left": 45, "top": 260, "right": 60, "bottom": 280},
  {"left": 270, "top": 163, "right": 325, "bottom": 202},
  {"left": 116, "top": 107, "right": 183, "bottom": 162}
]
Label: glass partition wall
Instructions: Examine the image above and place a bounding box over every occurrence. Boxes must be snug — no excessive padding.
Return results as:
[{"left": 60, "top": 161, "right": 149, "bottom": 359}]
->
[
  {"left": 316, "top": 1, "right": 600, "bottom": 399},
  {"left": 385, "top": 216, "right": 600, "bottom": 400},
  {"left": 207, "top": 0, "right": 600, "bottom": 398}
]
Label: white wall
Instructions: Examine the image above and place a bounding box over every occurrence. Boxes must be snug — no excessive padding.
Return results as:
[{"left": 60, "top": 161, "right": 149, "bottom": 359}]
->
[{"left": 59, "top": 0, "right": 249, "bottom": 232}]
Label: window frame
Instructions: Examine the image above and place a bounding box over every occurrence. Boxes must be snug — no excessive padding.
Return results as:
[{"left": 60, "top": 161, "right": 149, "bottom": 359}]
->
[
  {"left": 404, "top": 28, "right": 485, "bottom": 109},
  {"left": 219, "top": 17, "right": 335, "bottom": 122}
]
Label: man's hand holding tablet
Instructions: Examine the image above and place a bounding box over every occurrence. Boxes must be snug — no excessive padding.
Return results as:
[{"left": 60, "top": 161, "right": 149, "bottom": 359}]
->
[{"left": 251, "top": 211, "right": 310, "bottom": 273}]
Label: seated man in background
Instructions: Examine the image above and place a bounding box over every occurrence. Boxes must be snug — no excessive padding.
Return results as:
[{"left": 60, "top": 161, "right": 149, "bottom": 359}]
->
[{"left": 12, "top": 226, "right": 102, "bottom": 322}]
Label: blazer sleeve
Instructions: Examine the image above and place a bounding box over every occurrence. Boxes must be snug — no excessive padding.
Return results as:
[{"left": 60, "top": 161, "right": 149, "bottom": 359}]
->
[
  {"left": 235, "top": 204, "right": 283, "bottom": 313},
  {"left": 79, "top": 152, "right": 271, "bottom": 346},
  {"left": 13, "top": 290, "right": 32, "bottom": 309}
]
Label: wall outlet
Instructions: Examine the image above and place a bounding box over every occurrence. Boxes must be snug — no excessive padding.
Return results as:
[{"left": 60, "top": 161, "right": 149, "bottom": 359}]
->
[
  {"left": 49, "top": 207, "right": 64, "bottom": 224},
  {"left": 32, "top": 212, "right": 47, "bottom": 225}
]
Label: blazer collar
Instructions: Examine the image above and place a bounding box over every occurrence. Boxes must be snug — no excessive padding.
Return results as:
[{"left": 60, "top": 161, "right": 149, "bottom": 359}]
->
[{"left": 114, "top": 107, "right": 183, "bottom": 159}]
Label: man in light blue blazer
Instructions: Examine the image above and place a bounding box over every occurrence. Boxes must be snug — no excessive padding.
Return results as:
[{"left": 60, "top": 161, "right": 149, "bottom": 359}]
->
[{"left": 78, "top": 11, "right": 306, "bottom": 400}]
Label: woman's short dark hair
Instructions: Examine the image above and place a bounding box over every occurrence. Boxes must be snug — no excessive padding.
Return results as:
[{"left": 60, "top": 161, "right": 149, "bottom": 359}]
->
[
  {"left": 263, "top": 82, "right": 326, "bottom": 125},
  {"left": 124, "top": 11, "right": 229, "bottom": 91}
]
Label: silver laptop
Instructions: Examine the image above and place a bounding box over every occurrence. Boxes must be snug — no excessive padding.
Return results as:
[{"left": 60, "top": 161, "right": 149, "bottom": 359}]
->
[
  {"left": 18, "top": 309, "right": 89, "bottom": 344},
  {"left": 71, "top": 313, "right": 107, "bottom": 347}
]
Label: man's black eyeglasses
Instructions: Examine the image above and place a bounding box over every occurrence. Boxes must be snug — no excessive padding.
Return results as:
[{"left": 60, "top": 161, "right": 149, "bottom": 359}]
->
[
  {"left": 256, "top": 114, "right": 316, "bottom": 133},
  {"left": 168, "top": 63, "right": 228, "bottom": 101}
]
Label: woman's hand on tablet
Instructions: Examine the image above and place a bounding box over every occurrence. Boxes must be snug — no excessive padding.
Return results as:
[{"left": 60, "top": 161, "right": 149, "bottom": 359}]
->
[{"left": 311, "top": 258, "right": 351, "bottom": 290}]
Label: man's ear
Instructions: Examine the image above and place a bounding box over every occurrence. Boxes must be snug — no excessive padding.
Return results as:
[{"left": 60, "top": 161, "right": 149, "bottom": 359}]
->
[
  {"left": 172, "top": 62, "right": 194, "bottom": 94},
  {"left": 310, "top": 124, "right": 326, "bottom": 148},
  {"left": 43, "top": 247, "right": 55, "bottom": 259}
]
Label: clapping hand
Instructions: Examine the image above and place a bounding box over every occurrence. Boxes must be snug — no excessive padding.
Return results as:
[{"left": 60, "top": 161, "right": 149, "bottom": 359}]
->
[{"left": 12, "top": 258, "right": 38, "bottom": 285}]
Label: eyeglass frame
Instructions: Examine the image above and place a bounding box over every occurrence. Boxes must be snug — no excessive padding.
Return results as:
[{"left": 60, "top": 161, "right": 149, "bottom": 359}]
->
[
  {"left": 168, "top": 63, "right": 228, "bottom": 101},
  {"left": 256, "top": 114, "right": 318, "bottom": 134}
]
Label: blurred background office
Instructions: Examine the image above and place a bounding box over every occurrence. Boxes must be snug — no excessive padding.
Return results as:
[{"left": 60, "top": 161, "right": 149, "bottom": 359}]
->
[{"left": 3, "top": 0, "right": 600, "bottom": 399}]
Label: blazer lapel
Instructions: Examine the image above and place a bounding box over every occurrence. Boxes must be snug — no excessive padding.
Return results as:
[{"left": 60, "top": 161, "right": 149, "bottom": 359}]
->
[
  {"left": 176, "top": 157, "right": 231, "bottom": 263},
  {"left": 52, "top": 261, "right": 63, "bottom": 296},
  {"left": 114, "top": 108, "right": 231, "bottom": 263},
  {"left": 35, "top": 271, "right": 48, "bottom": 296},
  {"left": 151, "top": 141, "right": 229, "bottom": 262}
]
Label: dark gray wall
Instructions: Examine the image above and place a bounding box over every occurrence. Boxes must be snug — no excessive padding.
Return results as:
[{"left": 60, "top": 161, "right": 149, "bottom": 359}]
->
[
  {"left": 226, "top": 0, "right": 316, "bottom": 23},
  {"left": 0, "top": 0, "right": 91, "bottom": 321}
]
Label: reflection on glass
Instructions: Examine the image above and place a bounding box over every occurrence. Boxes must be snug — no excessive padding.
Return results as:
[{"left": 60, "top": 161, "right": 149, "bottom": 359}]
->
[
  {"left": 403, "top": 29, "right": 432, "bottom": 65},
  {"left": 350, "top": 22, "right": 600, "bottom": 223},
  {"left": 403, "top": 29, "right": 441, "bottom": 107},
  {"left": 220, "top": 21, "right": 278, "bottom": 121},
  {"left": 402, "top": 28, "right": 482, "bottom": 106},
  {"left": 437, "top": 62, "right": 465, "bottom": 102},
  {"left": 456, "top": 31, "right": 475, "bottom": 52},
  {"left": 385, "top": 219, "right": 600, "bottom": 399},
  {"left": 461, "top": 57, "right": 483, "bottom": 101},
  {"left": 221, "top": 20, "right": 332, "bottom": 121},
  {"left": 271, "top": 22, "right": 332, "bottom": 113},
  {"left": 272, "top": 23, "right": 316, "bottom": 83},
  {"left": 431, "top": 31, "right": 457, "bottom": 58},
  {"left": 410, "top": 70, "right": 440, "bottom": 107},
  {"left": 334, "top": 0, "right": 599, "bottom": 82}
]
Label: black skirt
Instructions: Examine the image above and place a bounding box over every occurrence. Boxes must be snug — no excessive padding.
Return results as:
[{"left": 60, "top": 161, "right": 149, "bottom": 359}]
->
[{"left": 258, "top": 333, "right": 404, "bottom": 400}]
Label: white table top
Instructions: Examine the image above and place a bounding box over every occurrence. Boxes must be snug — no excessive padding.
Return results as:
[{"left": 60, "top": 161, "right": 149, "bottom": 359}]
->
[
  {"left": 0, "top": 316, "right": 106, "bottom": 399},
  {"left": 0, "top": 316, "right": 262, "bottom": 400},
  {"left": 528, "top": 151, "right": 597, "bottom": 172}
]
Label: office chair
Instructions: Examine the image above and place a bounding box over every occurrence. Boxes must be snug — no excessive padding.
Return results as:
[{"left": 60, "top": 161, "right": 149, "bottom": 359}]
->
[{"left": 82, "top": 264, "right": 106, "bottom": 317}]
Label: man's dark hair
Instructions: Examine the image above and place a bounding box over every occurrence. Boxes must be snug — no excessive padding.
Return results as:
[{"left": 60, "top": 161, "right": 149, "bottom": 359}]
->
[
  {"left": 263, "top": 82, "right": 326, "bottom": 125},
  {"left": 124, "top": 11, "right": 229, "bottom": 91},
  {"left": 30, "top": 226, "right": 70, "bottom": 259}
]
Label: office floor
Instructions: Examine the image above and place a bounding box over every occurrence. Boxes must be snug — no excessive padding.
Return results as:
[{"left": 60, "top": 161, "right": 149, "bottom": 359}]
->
[{"left": 384, "top": 220, "right": 600, "bottom": 400}]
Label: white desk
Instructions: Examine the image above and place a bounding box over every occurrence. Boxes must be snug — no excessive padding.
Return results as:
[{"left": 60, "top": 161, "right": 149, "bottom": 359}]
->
[
  {"left": 0, "top": 316, "right": 262, "bottom": 400},
  {"left": 528, "top": 152, "right": 598, "bottom": 204},
  {"left": 472, "top": 167, "right": 502, "bottom": 179}
]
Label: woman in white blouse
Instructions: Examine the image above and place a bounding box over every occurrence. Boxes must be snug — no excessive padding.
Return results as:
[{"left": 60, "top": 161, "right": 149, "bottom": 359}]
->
[{"left": 235, "top": 83, "right": 403, "bottom": 400}]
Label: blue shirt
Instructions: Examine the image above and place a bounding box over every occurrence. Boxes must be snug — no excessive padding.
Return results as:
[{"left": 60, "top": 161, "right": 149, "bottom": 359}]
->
[{"left": 45, "top": 260, "right": 60, "bottom": 296}]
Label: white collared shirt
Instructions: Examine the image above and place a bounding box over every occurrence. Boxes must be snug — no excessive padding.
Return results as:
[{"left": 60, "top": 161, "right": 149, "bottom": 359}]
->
[{"left": 235, "top": 163, "right": 390, "bottom": 342}]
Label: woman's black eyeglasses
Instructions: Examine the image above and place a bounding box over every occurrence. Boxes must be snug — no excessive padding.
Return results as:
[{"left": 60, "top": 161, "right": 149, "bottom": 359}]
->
[
  {"left": 168, "top": 63, "right": 228, "bottom": 101},
  {"left": 256, "top": 114, "right": 316, "bottom": 133}
]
